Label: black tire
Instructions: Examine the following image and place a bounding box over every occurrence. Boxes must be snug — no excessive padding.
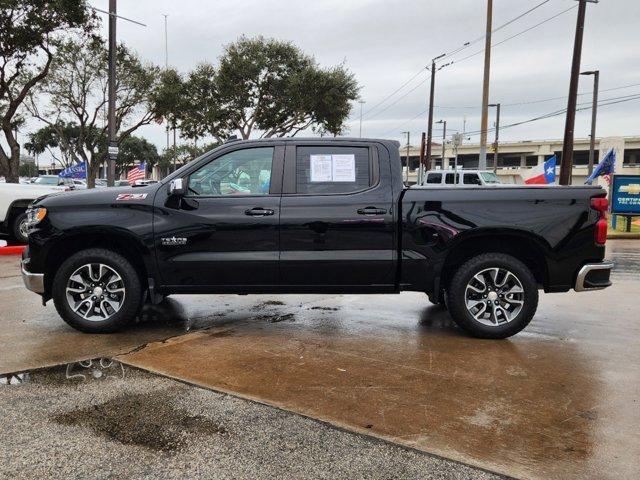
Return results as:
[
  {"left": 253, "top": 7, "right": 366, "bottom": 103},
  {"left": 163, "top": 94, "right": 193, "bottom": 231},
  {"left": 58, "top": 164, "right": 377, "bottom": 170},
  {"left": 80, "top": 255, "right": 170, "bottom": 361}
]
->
[
  {"left": 52, "top": 248, "right": 142, "bottom": 333},
  {"left": 446, "top": 253, "right": 538, "bottom": 339},
  {"left": 11, "top": 212, "right": 28, "bottom": 244}
]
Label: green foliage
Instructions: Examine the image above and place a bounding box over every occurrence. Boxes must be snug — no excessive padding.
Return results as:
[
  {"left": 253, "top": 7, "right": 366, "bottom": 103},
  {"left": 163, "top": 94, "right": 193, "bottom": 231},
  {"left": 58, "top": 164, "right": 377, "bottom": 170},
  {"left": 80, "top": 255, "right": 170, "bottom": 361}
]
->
[
  {"left": 152, "top": 36, "right": 359, "bottom": 142},
  {"left": 19, "top": 161, "right": 38, "bottom": 178},
  {"left": 28, "top": 36, "right": 161, "bottom": 186},
  {"left": 117, "top": 135, "right": 159, "bottom": 175},
  {"left": 25, "top": 121, "right": 104, "bottom": 169},
  {"left": 158, "top": 142, "right": 219, "bottom": 173},
  {"left": 0, "top": 0, "right": 96, "bottom": 182}
]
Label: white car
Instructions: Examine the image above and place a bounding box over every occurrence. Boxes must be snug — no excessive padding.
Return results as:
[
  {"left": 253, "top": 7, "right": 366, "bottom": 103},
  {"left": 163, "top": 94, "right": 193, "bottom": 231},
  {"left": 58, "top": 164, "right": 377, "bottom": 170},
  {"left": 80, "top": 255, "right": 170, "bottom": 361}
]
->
[
  {"left": 0, "top": 183, "right": 64, "bottom": 243},
  {"left": 422, "top": 170, "right": 502, "bottom": 186}
]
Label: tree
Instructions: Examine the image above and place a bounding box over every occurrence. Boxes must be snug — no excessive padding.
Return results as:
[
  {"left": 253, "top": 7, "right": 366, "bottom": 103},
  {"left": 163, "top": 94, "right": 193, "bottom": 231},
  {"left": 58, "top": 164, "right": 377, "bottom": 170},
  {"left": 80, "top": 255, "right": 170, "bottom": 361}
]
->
[
  {"left": 25, "top": 122, "right": 90, "bottom": 169},
  {"left": 163, "top": 36, "right": 359, "bottom": 142},
  {"left": 0, "top": 0, "right": 94, "bottom": 182},
  {"left": 117, "top": 135, "right": 158, "bottom": 177},
  {"left": 157, "top": 141, "right": 219, "bottom": 178},
  {"left": 216, "top": 36, "right": 359, "bottom": 139},
  {"left": 27, "top": 36, "right": 160, "bottom": 187}
]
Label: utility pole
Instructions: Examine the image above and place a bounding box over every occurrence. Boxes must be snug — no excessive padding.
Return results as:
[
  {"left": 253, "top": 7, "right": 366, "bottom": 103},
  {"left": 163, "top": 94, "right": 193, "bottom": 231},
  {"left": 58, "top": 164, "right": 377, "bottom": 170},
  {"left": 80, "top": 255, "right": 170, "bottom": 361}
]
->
[
  {"left": 358, "top": 100, "right": 365, "bottom": 138},
  {"left": 478, "top": 0, "right": 493, "bottom": 170},
  {"left": 89, "top": 2, "right": 145, "bottom": 187},
  {"left": 581, "top": 70, "right": 599, "bottom": 175},
  {"left": 425, "top": 56, "right": 446, "bottom": 172},
  {"left": 436, "top": 120, "right": 447, "bottom": 168},
  {"left": 560, "top": 0, "right": 598, "bottom": 185},
  {"left": 489, "top": 103, "right": 500, "bottom": 173},
  {"left": 106, "top": 0, "right": 117, "bottom": 187},
  {"left": 418, "top": 132, "right": 426, "bottom": 183},
  {"left": 163, "top": 14, "right": 171, "bottom": 163}
]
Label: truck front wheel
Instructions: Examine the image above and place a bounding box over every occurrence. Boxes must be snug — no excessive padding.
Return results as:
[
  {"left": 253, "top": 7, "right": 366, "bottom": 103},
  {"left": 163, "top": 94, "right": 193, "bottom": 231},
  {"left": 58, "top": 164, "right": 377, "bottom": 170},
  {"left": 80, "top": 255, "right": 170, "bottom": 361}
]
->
[
  {"left": 446, "top": 253, "right": 538, "bottom": 339},
  {"left": 52, "top": 248, "right": 142, "bottom": 333}
]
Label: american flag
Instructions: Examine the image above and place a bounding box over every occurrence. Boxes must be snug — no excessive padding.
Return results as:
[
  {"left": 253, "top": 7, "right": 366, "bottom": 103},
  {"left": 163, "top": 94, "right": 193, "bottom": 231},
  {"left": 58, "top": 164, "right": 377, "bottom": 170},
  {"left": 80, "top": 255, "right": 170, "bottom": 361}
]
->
[{"left": 126, "top": 162, "right": 146, "bottom": 183}]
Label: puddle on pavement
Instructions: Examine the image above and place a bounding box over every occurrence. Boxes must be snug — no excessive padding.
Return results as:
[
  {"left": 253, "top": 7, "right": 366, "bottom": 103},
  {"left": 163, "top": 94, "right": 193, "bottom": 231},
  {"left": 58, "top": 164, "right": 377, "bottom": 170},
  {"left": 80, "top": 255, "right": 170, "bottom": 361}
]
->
[
  {"left": 53, "top": 390, "right": 228, "bottom": 452},
  {"left": 0, "top": 372, "right": 30, "bottom": 385}
]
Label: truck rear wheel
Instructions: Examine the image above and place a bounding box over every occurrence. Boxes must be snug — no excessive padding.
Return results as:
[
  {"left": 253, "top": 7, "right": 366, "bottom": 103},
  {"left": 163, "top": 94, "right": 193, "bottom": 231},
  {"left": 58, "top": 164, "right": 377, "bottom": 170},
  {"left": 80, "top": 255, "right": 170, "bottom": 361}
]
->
[
  {"left": 446, "top": 253, "right": 538, "bottom": 339},
  {"left": 52, "top": 248, "right": 142, "bottom": 333}
]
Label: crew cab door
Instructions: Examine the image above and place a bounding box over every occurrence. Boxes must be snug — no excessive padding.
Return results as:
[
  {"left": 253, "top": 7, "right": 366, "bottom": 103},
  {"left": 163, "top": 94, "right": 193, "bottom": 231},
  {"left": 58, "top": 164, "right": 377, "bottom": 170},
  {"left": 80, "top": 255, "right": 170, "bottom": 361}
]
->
[
  {"left": 279, "top": 142, "right": 396, "bottom": 290},
  {"left": 154, "top": 145, "right": 284, "bottom": 288}
]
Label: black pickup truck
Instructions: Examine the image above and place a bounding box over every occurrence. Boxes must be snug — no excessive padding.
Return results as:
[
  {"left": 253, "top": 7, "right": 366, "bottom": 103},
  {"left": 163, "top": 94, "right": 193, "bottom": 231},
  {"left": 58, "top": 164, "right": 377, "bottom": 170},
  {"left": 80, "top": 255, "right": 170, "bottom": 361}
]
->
[{"left": 21, "top": 138, "right": 613, "bottom": 338}]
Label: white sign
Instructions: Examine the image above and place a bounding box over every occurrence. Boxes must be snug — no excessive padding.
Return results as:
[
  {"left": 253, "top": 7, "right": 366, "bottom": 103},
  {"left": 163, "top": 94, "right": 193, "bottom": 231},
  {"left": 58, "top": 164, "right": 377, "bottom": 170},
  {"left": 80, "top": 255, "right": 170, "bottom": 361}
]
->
[
  {"left": 331, "top": 154, "right": 356, "bottom": 182},
  {"left": 310, "top": 154, "right": 333, "bottom": 182},
  {"left": 108, "top": 146, "right": 119, "bottom": 155},
  {"left": 310, "top": 154, "right": 356, "bottom": 182}
]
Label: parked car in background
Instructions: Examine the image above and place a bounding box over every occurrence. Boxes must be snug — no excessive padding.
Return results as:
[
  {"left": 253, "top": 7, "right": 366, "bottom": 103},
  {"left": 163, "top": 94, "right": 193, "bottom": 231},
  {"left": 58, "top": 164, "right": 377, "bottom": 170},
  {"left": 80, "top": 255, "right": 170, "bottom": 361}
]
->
[
  {"left": 134, "top": 179, "right": 158, "bottom": 186},
  {"left": 32, "top": 176, "right": 76, "bottom": 189},
  {"left": 72, "top": 179, "right": 87, "bottom": 189},
  {"left": 422, "top": 170, "right": 503, "bottom": 186},
  {"left": 0, "top": 183, "right": 64, "bottom": 243}
]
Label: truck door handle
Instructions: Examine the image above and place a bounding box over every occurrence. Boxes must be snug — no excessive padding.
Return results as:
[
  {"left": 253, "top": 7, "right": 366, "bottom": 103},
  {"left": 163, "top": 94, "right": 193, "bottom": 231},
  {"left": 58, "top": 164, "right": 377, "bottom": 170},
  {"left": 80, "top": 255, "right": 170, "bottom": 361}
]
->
[
  {"left": 245, "top": 207, "right": 275, "bottom": 217},
  {"left": 357, "top": 206, "right": 387, "bottom": 216}
]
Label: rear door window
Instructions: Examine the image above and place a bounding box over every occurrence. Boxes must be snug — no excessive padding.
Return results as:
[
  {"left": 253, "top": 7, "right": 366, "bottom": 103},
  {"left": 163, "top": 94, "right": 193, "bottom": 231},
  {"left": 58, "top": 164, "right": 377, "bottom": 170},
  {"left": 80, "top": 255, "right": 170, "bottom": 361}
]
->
[
  {"left": 445, "top": 173, "right": 459, "bottom": 184},
  {"left": 463, "top": 173, "right": 482, "bottom": 185},
  {"left": 295, "top": 146, "right": 371, "bottom": 194},
  {"left": 426, "top": 173, "right": 442, "bottom": 184}
]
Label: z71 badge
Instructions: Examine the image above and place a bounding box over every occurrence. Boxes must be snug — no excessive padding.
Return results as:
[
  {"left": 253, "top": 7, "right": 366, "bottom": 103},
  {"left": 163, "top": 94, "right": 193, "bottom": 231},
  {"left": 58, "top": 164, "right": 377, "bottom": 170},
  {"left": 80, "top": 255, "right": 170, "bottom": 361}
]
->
[{"left": 116, "top": 193, "right": 148, "bottom": 201}]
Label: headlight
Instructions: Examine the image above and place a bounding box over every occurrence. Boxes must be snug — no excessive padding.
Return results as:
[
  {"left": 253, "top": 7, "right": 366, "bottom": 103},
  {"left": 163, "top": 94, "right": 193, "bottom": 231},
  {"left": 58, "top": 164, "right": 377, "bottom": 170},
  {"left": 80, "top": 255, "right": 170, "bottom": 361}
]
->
[{"left": 27, "top": 207, "right": 47, "bottom": 225}]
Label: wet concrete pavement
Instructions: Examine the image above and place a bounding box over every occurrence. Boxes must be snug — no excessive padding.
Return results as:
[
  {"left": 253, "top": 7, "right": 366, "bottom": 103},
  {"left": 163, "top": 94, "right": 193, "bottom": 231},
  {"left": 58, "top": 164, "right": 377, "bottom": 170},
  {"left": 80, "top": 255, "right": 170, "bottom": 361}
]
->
[
  {"left": 1, "top": 240, "right": 639, "bottom": 479},
  {"left": 0, "top": 256, "right": 181, "bottom": 374},
  {"left": 2, "top": 366, "right": 500, "bottom": 480}
]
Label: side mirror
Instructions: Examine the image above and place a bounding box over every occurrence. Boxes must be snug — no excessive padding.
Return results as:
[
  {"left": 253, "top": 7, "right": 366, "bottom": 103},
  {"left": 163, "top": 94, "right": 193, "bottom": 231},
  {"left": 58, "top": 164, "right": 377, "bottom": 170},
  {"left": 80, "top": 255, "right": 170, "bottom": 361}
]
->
[{"left": 168, "top": 178, "right": 185, "bottom": 196}]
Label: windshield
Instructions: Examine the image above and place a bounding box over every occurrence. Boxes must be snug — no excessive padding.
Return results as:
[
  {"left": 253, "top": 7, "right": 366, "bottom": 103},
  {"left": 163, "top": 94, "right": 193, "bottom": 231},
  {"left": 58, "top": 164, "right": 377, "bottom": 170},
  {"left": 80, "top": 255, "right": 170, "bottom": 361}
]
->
[
  {"left": 34, "top": 177, "right": 59, "bottom": 185},
  {"left": 480, "top": 172, "right": 501, "bottom": 184}
]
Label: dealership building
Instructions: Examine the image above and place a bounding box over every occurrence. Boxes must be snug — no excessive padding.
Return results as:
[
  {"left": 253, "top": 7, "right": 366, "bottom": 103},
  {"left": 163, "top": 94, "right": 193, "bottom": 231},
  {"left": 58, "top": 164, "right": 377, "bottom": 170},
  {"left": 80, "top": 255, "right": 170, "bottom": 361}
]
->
[{"left": 402, "top": 135, "right": 640, "bottom": 185}]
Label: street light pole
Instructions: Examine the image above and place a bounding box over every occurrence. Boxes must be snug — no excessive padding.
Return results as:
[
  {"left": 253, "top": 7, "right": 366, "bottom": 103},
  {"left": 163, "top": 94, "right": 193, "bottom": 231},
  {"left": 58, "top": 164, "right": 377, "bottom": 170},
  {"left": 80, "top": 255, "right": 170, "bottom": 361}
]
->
[
  {"left": 489, "top": 103, "right": 500, "bottom": 173},
  {"left": 560, "top": 0, "right": 598, "bottom": 185},
  {"left": 581, "top": 70, "right": 599, "bottom": 175},
  {"left": 425, "top": 55, "right": 446, "bottom": 173},
  {"left": 436, "top": 120, "right": 447, "bottom": 168},
  {"left": 479, "top": 0, "right": 493, "bottom": 170},
  {"left": 401, "top": 131, "right": 410, "bottom": 184},
  {"left": 358, "top": 100, "right": 365, "bottom": 138}
]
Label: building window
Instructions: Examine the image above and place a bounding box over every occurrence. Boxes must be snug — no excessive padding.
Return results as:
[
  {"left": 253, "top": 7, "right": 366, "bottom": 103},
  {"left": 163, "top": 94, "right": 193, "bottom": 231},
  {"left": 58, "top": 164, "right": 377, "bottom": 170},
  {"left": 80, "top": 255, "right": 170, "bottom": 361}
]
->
[{"left": 624, "top": 149, "right": 640, "bottom": 166}]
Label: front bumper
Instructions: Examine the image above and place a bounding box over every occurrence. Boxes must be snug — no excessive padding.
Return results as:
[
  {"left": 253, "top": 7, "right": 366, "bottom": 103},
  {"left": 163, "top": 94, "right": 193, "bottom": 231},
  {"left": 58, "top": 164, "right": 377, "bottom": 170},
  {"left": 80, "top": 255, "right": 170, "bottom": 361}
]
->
[
  {"left": 574, "top": 261, "right": 614, "bottom": 292},
  {"left": 21, "top": 259, "right": 44, "bottom": 294}
]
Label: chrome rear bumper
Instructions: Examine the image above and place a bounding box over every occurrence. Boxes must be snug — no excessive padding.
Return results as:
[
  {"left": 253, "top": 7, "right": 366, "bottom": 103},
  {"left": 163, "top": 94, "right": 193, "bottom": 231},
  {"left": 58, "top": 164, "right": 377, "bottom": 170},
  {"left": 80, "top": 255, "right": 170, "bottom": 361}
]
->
[
  {"left": 21, "top": 259, "right": 44, "bottom": 294},
  {"left": 575, "top": 261, "right": 614, "bottom": 292}
]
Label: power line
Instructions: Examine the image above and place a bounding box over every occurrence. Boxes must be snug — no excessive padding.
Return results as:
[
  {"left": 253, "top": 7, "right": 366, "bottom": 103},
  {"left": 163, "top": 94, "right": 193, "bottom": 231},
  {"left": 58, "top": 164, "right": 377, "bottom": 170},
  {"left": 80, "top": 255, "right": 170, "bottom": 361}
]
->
[
  {"left": 361, "top": 0, "right": 554, "bottom": 121},
  {"left": 451, "top": 4, "right": 578, "bottom": 65},
  {"left": 441, "top": 0, "right": 552, "bottom": 60},
  {"left": 463, "top": 93, "right": 640, "bottom": 138},
  {"left": 362, "top": 68, "right": 427, "bottom": 118}
]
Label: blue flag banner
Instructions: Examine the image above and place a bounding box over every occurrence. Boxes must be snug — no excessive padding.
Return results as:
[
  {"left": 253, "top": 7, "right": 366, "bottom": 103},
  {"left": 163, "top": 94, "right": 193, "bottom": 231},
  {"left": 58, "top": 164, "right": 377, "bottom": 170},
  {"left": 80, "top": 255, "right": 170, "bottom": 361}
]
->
[
  {"left": 585, "top": 149, "right": 616, "bottom": 185},
  {"left": 59, "top": 162, "right": 87, "bottom": 179}
]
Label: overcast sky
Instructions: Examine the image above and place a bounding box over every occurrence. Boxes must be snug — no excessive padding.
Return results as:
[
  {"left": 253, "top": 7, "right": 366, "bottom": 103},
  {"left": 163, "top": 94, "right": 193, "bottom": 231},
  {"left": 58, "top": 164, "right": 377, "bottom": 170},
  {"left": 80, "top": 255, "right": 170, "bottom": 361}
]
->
[{"left": 87, "top": 0, "right": 638, "bottom": 150}]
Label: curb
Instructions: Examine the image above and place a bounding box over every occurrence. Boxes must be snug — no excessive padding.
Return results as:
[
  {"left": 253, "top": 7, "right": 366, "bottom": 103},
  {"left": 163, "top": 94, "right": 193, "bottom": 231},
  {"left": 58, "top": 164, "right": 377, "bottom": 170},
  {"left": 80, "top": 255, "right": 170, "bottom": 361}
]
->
[
  {"left": 0, "top": 245, "right": 26, "bottom": 255},
  {"left": 608, "top": 233, "right": 640, "bottom": 240}
]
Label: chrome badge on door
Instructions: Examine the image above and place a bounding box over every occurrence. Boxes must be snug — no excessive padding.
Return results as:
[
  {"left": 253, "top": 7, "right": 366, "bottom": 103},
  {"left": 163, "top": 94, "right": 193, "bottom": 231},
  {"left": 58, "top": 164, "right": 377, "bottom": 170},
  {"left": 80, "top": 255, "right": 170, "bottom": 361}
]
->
[{"left": 161, "top": 236, "right": 187, "bottom": 246}]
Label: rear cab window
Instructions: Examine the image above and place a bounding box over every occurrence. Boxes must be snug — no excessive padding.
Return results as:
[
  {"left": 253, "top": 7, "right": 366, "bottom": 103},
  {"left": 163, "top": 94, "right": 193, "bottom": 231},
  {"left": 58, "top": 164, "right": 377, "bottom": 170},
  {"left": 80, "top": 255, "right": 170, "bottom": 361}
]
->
[{"left": 294, "top": 146, "right": 373, "bottom": 194}]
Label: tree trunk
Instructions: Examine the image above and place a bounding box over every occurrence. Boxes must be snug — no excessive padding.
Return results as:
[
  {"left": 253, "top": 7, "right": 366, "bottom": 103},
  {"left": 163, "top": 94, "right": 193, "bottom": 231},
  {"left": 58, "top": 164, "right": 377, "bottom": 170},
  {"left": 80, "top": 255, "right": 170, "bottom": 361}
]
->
[{"left": 4, "top": 145, "right": 21, "bottom": 183}]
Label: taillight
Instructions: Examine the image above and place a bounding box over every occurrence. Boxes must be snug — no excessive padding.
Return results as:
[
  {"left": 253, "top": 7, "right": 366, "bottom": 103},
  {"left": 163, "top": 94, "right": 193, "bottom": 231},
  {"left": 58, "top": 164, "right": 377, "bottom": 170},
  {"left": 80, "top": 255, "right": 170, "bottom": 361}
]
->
[{"left": 590, "top": 197, "right": 608, "bottom": 245}]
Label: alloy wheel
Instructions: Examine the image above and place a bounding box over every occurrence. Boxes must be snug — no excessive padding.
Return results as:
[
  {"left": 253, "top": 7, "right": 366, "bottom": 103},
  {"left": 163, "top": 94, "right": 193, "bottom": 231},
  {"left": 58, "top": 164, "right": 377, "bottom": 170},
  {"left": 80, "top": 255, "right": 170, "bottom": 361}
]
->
[
  {"left": 65, "top": 263, "right": 126, "bottom": 321},
  {"left": 464, "top": 267, "right": 524, "bottom": 326}
]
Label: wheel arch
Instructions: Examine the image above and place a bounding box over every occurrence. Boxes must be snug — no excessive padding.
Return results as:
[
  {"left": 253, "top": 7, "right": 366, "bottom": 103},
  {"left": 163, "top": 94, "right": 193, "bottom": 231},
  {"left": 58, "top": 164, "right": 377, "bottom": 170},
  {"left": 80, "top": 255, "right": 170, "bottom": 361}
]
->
[
  {"left": 43, "top": 229, "right": 153, "bottom": 297},
  {"left": 440, "top": 229, "right": 550, "bottom": 292}
]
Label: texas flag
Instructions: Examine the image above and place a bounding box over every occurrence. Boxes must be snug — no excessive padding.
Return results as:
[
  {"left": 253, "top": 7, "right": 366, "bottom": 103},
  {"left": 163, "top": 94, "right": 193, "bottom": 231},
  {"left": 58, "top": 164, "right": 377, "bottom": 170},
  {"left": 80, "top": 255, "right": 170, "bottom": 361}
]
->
[{"left": 525, "top": 155, "right": 557, "bottom": 185}]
